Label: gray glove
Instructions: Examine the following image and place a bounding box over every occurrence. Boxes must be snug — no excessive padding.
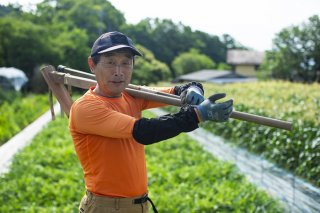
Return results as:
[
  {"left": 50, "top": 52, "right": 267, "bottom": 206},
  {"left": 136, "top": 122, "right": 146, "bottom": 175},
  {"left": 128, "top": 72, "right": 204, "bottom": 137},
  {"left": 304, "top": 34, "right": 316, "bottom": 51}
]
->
[
  {"left": 195, "top": 93, "right": 233, "bottom": 122},
  {"left": 181, "top": 86, "right": 205, "bottom": 105}
]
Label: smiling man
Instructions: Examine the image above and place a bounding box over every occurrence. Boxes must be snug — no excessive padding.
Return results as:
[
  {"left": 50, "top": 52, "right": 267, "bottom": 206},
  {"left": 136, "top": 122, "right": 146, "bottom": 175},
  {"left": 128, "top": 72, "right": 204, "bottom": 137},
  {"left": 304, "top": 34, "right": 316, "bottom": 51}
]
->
[{"left": 69, "top": 31, "right": 233, "bottom": 213}]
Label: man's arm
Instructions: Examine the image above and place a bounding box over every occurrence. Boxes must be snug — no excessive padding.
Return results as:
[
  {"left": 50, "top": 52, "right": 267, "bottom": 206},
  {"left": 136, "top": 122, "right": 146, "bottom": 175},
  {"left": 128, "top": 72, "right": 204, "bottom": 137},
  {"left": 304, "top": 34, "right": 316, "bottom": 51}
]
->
[
  {"left": 132, "top": 106, "right": 199, "bottom": 145},
  {"left": 133, "top": 93, "right": 233, "bottom": 145}
]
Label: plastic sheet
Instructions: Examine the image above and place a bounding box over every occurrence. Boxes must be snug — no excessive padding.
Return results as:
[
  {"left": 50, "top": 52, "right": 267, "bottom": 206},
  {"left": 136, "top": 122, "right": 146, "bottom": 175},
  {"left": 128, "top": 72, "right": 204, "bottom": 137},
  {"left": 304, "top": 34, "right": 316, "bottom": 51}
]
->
[{"left": 0, "top": 67, "right": 28, "bottom": 91}]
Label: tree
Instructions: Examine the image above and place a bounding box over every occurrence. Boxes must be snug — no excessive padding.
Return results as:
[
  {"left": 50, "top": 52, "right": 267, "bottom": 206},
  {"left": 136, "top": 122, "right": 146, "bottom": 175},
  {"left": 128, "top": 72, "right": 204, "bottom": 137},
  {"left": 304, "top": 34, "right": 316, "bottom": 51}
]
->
[
  {"left": 131, "top": 45, "right": 171, "bottom": 85},
  {"left": 36, "top": 0, "right": 126, "bottom": 45},
  {"left": 0, "top": 4, "right": 23, "bottom": 17},
  {"left": 221, "top": 34, "right": 247, "bottom": 50},
  {"left": 260, "top": 15, "right": 320, "bottom": 82},
  {"left": 0, "top": 17, "right": 57, "bottom": 78},
  {"left": 193, "top": 31, "right": 228, "bottom": 64},
  {"left": 122, "top": 18, "right": 245, "bottom": 78},
  {"left": 50, "top": 28, "right": 90, "bottom": 71},
  {"left": 172, "top": 48, "right": 216, "bottom": 76}
]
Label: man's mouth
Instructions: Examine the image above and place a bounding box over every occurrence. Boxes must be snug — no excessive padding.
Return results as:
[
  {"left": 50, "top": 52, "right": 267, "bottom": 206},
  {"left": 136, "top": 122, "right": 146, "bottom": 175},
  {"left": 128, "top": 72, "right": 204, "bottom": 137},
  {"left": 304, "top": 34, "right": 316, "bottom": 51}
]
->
[{"left": 110, "top": 81, "right": 124, "bottom": 83}]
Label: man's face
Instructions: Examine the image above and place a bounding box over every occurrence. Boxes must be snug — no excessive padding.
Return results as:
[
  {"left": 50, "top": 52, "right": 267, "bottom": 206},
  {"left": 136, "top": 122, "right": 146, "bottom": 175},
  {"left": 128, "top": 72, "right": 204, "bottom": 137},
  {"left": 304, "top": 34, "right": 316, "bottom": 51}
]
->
[{"left": 89, "top": 50, "right": 133, "bottom": 98}]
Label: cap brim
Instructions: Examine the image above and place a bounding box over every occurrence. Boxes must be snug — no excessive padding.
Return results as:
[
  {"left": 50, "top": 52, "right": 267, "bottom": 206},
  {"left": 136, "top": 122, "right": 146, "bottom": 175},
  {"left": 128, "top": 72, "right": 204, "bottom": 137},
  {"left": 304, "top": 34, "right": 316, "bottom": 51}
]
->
[{"left": 98, "top": 45, "right": 142, "bottom": 56}]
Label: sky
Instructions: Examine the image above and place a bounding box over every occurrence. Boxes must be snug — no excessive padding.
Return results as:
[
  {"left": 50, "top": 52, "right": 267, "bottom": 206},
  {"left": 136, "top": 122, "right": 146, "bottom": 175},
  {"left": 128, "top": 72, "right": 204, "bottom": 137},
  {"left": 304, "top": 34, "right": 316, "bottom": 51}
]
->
[{"left": 1, "top": 0, "right": 320, "bottom": 52}]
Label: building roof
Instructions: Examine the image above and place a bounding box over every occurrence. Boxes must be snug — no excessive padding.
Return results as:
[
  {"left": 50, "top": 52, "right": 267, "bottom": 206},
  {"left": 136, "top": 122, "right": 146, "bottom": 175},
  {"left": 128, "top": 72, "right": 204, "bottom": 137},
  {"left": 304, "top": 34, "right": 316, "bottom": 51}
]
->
[
  {"left": 174, "top": 69, "right": 256, "bottom": 84},
  {"left": 227, "top": 50, "right": 264, "bottom": 65},
  {"left": 175, "top": 70, "right": 233, "bottom": 82}
]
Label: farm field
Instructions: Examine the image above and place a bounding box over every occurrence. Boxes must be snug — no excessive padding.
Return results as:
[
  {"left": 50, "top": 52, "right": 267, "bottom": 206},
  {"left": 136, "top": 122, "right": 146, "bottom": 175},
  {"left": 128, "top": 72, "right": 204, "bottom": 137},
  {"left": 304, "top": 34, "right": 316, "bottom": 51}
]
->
[
  {"left": 161, "top": 80, "right": 320, "bottom": 187},
  {"left": 1, "top": 80, "right": 318, "bottom": 212},
  {"left": 0, "top": 92, "right": 50, "bottom": 145},
  {"left": 0, "top": 113, "right": 283, "bottom": 212}
]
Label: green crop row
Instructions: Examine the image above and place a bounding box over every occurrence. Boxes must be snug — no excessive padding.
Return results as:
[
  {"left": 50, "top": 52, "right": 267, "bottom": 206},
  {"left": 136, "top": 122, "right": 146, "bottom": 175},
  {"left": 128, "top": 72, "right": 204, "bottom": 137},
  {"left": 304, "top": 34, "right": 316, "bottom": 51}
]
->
[
  {"left": 0, "top": 93, "right": 50, "bottom": 145},
  {"left": 0, "top": 115, "right": 284, "bottom": 212},
  {"left": 162, "top": 80, "right": 320, "bottom": 187}
]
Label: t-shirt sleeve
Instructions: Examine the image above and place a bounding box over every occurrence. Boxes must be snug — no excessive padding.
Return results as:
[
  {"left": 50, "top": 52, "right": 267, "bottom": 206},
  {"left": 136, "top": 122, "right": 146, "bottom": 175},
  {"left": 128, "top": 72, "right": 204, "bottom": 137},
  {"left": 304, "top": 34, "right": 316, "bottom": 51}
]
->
[{"left": 70, "top": 99, "right": 136, "bottom": 139}]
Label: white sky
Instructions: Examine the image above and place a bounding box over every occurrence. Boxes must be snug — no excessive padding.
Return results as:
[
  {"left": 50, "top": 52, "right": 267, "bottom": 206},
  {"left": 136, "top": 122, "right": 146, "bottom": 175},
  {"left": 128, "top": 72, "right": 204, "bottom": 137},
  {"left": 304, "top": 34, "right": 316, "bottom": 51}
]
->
[{"left": 1, "top": 0, "right": 320, "bottom": 51}]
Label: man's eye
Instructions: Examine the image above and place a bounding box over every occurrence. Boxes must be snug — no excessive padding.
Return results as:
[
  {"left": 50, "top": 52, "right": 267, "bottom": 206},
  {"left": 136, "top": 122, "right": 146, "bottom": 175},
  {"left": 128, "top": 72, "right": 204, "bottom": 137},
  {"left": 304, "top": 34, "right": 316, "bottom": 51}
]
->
[{"left": 123, "top": 61, "right": 132, "bottom": 65}]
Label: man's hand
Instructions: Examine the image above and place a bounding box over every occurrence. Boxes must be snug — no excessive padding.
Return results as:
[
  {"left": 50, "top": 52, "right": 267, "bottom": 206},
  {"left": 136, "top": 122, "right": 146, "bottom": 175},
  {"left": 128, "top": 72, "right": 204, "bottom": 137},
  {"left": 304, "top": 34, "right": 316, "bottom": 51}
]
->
[
  {"left": 181, "top": 86, "right": 205, "bottom": 105},
  {"left": 195, "top": 93, "right": 233, "bottom": 122}
]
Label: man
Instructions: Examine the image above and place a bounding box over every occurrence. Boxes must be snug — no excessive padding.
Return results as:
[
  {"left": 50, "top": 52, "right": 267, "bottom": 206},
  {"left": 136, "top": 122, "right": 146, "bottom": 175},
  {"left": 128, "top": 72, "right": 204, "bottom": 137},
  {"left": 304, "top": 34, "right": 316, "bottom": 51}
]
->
[{"left": 69, "top": 31, "right": 233, "bottom": 213}]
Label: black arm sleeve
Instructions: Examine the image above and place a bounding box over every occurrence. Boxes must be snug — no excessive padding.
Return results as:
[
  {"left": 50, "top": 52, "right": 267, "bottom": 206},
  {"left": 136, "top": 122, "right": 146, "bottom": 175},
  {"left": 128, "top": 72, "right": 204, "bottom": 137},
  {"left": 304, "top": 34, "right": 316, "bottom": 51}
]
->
[
  {"left": 173, "top": 82, "right": 204, "bottom": 96},
  {"left": 133, "top": 106, "right": 199, "bottom": 145}
]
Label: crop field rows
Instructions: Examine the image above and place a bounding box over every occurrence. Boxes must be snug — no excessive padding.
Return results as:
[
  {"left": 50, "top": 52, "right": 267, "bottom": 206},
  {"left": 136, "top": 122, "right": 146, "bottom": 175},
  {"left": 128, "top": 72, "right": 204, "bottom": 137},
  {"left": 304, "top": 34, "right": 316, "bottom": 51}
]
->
[{"left": 0, "top": 80, "right": 319, "bottom": 212}]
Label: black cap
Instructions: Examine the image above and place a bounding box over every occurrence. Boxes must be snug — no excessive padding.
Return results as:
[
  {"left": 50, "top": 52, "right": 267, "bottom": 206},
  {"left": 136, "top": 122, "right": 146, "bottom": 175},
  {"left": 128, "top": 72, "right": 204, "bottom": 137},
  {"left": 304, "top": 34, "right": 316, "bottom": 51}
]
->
[{"left": 90, "top": 31, "right": 142, "bottom": 57}]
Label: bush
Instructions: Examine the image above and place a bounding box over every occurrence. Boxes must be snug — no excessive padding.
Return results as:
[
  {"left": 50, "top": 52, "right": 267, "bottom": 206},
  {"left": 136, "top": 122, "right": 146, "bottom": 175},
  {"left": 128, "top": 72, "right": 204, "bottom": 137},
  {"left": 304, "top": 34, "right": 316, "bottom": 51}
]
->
[{"left": 0, "top": 93, "right": 50, "bottom": 145}]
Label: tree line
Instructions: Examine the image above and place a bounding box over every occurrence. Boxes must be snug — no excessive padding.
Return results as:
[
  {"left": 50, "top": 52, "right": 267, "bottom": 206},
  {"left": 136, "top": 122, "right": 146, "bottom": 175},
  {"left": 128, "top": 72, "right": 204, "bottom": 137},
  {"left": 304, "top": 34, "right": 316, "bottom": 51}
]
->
[
  {"left": 0, "top": 0, "right": 319, "bottom": 93},
  {"left": 260, "top": 15, "right": 320, "bottom": 83},
  {"left": 0, "top": 0, "right": 244, "bottom": 92}
]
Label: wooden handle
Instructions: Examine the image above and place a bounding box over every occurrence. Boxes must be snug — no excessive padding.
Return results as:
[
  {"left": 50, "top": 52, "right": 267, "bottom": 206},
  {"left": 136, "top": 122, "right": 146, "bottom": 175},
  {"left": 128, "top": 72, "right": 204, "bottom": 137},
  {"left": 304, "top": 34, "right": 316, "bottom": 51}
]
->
[
  {"left": 230, "top": 111, "right": 292, "bottom": 131},
  {"left": 130, "top": 91, "right": 292, "bottom": 131},
  {"left": 54, "top": 65, "right": 292, "bottom": 131}
]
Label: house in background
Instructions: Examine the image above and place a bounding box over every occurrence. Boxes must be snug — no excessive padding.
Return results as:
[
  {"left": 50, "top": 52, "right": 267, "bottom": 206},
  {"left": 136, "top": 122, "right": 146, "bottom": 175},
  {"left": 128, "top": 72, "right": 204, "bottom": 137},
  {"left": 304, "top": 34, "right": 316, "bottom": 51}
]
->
[
  {"left": 227, "top": 50, "right": 265, "bottom": 77},
  {"left": 174, "top": 49, "right": 265, "bottom": 84}
]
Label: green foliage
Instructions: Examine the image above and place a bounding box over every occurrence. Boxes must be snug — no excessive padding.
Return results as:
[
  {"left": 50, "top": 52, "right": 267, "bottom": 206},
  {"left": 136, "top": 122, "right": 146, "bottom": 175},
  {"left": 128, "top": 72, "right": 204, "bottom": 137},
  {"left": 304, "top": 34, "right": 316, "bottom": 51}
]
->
[
  {"left": 164, "top": 81, "right": 320, "bottom": 187},
  {"left": 0, "top": 4, "right": 23, "bottom": 17},
  {"left": 132, "top": 45, "right": 171, "bottom": 85},
  {"left": 260, "top": 15, "right": 320, "bottom": 82},
  {"left": 50, "top": 28, "right": 90, "bottom": 71},
  {"left": 0, "top": 90, "right": 21, "bottom": 105},
  {"left": 172, "top": 48, "right": 216, "bottom": 76},
  {"left": 221, "top": 34, "right": 247, "bottom": 50},
  {"left": 0, "top": 17, "right": 57, "bottom": 78},
  {"left": 0, "top": 118, "right": 83, "bottom": 212},
  {"left": 193, "top": 31, "right": 229, "bottom": 64},
  {"left": 217, "top": 62, "right": 232, "bottom": 70},
  {"left": 147, "top": 142, "right": 282, "bottom": 212},
  {"left": 0, "top": 1, "right": 246, "bottom": 87},
  {"left": 123, "top": 19, "right": 196, "bottom": 71},
  {"left": 36, "top": 0, "right": 126, "bottom": 43},
  {"left": 0, "top": 0, "right": 124, "bottom": 91},
  {"left": 122, "top": 18, "right": 240, "bottom": 77},
  {"left": 0, "top": 115, "right": 283, "bottom": 212},
  {"left": 0, "top": 94, "right": 50, "bottom": 145}
]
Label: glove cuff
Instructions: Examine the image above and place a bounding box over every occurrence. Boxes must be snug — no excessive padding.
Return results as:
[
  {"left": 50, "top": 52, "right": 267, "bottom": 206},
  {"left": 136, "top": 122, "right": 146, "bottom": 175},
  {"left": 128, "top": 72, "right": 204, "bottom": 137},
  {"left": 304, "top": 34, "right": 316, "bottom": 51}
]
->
[
  {"left": 174, "top": 82, "right": 204, "bottom": 95},
  {"left": 189, "top": 85, "right": 204, "bottom": 95},
  {"left": 194, "top": 107, "right": 203, "bottom": 122}
]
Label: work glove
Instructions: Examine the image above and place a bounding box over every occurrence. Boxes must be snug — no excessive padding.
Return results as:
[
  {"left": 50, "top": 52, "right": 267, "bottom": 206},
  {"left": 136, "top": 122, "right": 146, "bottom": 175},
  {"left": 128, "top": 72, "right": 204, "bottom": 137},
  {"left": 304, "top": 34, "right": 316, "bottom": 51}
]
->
[
  {"left": 195, "top": 93, "right": 233, "bottom": 122},
  {"left": 181, "top": 86, "right": 205, "bottom": 105}
]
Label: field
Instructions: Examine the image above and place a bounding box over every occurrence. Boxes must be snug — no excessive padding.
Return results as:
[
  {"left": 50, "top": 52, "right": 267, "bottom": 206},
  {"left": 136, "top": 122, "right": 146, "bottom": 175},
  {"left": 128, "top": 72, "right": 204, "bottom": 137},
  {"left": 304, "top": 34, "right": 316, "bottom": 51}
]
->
[
  {"left": 0, "top": 80, "right": 318, "bottom": 211},
  {"left": 0, "top": 92, "right": 50, "bottom": 145},
  {"left": 162, "top": 80, "right": 320, "bottom": 187},
  {"left": 0, "top": 113, "right": 283, "bottom": 212}
]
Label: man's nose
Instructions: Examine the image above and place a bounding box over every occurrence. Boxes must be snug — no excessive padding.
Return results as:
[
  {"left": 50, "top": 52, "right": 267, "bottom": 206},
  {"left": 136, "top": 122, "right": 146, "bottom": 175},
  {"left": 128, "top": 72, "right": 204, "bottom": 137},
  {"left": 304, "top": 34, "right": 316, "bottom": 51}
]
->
[{"left": 114, "top": 65, "right": 123, "bottom": 76}]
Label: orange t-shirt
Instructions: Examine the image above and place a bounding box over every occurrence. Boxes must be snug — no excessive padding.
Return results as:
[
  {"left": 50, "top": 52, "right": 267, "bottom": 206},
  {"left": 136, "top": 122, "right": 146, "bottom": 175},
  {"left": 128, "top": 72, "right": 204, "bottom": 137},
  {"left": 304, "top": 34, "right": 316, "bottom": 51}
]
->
[{"left": 69, "top": 86, "right": 174, "bottom": 197}]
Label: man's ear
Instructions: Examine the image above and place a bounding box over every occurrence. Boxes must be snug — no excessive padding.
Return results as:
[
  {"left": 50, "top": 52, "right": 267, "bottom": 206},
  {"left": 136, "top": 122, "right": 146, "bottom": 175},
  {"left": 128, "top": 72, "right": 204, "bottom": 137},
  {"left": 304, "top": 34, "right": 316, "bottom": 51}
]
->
[{"left": 88, "top": 56, "right": 95, "bottom": 74}]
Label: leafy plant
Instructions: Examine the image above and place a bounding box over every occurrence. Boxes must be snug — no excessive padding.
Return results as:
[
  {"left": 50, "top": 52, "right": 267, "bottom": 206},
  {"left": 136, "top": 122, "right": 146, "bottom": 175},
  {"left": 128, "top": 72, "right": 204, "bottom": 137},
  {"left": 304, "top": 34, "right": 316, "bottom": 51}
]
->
[
  {"left": 0, "top": 114, "right": 284, "bottom": 212},
  {"left": 0, "top": 94, "right": 50, "bottom": 145},
  {"left": 161, "top": 80, "right": 320, "bottom": 187}
]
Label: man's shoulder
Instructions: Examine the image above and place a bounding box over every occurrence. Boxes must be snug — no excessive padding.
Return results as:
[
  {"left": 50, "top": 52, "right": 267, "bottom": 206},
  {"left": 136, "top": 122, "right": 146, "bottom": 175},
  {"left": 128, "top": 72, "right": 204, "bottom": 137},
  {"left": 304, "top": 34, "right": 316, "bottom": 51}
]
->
[{"left": 72, "top": 92, "right": 104, "bottom": 111}]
